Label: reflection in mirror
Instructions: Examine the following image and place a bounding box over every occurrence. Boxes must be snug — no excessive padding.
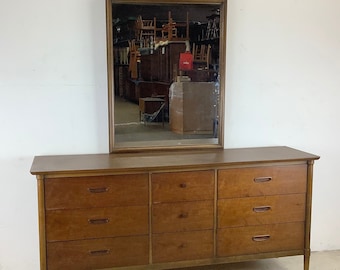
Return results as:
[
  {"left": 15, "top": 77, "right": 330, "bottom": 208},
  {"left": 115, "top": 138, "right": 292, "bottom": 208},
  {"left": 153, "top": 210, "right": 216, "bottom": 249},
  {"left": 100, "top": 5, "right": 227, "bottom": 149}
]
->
[{"left": 107, "top": 0, "right": 226, "bottom": 151}]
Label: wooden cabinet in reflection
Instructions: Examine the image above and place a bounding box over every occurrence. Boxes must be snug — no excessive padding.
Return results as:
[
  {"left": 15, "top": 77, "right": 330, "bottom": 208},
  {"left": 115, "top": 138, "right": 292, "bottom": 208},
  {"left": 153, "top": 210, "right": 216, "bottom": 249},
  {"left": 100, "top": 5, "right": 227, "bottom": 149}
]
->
[
  {"left": 117, "top": 43, "right": 187, "bottom": 103},
  {"left": 169, "top": 82, "right": 216, "bottom": 134},
  {"left": 140, "top": 42, "right": 186, "bottom": 83}
]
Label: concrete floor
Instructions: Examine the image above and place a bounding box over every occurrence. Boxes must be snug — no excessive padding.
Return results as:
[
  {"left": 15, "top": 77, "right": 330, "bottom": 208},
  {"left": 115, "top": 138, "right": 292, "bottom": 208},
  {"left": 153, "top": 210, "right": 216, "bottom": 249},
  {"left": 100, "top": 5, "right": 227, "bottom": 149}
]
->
[
  {"left": 114, "top": 97, "right": 213, "bottom": 143},
  {"left": 176, "top": 251, "right": 340, "bottom": 270}
]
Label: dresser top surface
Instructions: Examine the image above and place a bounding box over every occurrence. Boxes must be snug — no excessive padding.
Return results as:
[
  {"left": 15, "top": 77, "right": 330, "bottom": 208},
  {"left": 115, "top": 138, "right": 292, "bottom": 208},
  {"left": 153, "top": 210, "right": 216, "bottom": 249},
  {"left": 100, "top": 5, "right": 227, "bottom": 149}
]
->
[{"left": 30, "top": 146, "right": 319, "bottom": 176}]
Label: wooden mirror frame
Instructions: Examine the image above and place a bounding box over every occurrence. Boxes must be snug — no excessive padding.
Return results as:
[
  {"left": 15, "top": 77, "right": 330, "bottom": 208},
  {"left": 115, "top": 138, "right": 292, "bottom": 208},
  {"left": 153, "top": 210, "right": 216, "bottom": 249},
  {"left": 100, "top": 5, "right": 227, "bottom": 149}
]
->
[{"left": 106, "top": 0, "right": 227, "bottom": 152}]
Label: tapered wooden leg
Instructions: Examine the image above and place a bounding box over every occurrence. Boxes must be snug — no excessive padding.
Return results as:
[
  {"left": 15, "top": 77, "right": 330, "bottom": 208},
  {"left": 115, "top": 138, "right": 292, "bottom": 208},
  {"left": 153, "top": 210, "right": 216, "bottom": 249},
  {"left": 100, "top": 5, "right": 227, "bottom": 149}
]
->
[
  {"left": 304, "top": 160, "right": 314, "bottom": 270},
  {"left": 304, "top": 249, "right": 310, "bottom": 270},
  {"left": 37, "top": 176, "right": 47, "bottom": 270}
]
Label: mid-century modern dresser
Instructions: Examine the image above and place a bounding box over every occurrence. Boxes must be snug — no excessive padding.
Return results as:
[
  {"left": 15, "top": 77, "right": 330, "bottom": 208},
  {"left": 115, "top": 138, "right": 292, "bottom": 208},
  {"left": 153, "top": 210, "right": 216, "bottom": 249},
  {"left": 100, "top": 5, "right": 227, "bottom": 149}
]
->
[{"left": 30, "top": 146, "right": 319, "bottom": 270}]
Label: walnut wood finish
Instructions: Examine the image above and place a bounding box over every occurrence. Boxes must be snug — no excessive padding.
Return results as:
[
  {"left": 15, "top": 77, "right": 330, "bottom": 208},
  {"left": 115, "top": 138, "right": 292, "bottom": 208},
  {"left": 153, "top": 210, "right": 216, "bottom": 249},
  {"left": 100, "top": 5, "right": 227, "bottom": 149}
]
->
[
  {"left": 152, "top": 230, "right": 214, "bottom": 263},
  {"left": 30, "top": 147, "right": 318, "bottom": 176},
  {"left": 45, "top": 174, "right": 148, "bottom": 209},
  {"left": 217, "top": 222, "right": 305, "bottom": 257},
  {"left": 46, "top": 205, "right": 148, "bottom": 241},
  {"left": 152, "top": 170, "right": 214, "bottom": 203},
  {"left": 218, "top": 165, "right": 307, "bottom": 198},
  {"left": 218, "top": 194, "right": 306, "bottom": 227},
  {"left": 152, "top": 200, "right": 214, "bottom": 233},
  {"left": 31, "top": 146, "right": 319, "bottom": 270},
  {"left": 47, "top": 235, "right": 149, "bottom": 270}
]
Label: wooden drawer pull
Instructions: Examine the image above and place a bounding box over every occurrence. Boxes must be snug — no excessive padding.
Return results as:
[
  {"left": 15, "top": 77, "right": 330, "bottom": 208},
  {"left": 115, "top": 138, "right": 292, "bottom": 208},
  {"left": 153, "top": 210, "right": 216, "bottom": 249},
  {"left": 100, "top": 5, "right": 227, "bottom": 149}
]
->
[
  {"left": 178, "top": 212, "right": 189, "bottom": 219},
  {"left": 88, "top": 187, "right": 109, "bottom": 193},
  {"left": 253, "top": 206, "right": 271, "bottom": 213},
  {"left": 253, "top": 176, "right": 272, "bottom": 183},
  {"left": 252, "top": 235, "right": 271, "bottom": 242},
  {"left": 179, "top": 183, "right": 187, "bottom": 188},
  {"left": 88, "top": 218, "right": 110, "bottom": 225},
  {"left": 89, "top": 249, "right": 111, "bottom": 256}
]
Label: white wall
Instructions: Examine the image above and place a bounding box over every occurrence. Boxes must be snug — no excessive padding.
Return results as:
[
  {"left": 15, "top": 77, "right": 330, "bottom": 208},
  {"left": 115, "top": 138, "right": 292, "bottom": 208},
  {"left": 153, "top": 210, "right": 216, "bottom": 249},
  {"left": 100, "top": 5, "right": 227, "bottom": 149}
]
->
[{"left": 0, "top": 0, "right": 339, "bottom": 269}]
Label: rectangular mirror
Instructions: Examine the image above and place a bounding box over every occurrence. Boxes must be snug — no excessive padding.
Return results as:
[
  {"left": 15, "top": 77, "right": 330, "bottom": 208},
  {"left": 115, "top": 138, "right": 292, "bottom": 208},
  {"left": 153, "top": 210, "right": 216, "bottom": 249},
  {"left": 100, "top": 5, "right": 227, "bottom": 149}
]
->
[{"left": 106, "top": 0, "right": 226, "bottom": 152}]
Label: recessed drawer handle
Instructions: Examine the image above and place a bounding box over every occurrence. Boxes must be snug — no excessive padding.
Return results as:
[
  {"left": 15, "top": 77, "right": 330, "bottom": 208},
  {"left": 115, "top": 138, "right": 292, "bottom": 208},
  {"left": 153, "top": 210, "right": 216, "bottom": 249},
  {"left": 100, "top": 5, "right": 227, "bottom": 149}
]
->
[
  {"left": 89, "top": 249, "right": 111, "bottom": 256},
  {"left": 179, "top": 183, "right": 187, "bottom": 188},
  {"left": 252, "top": 235, "right": 271, "bottom": 242},
  {"left": 88, "top": 218, "right": 110, "bottom": 225},
  {"left": 178, "top": 243, "right": 187, "bottom": 248},
  {"left": 178, "top": 212, "right": 189, "bottom": 219},
  {"left": 254, "top": 176, "right": 272, "bottom": 183},
  {"left": 253, "top": 206, "right": 271, "bottom": 213},
  {"left": 88, "top": 187, "right": 109, "bottom": 193}
]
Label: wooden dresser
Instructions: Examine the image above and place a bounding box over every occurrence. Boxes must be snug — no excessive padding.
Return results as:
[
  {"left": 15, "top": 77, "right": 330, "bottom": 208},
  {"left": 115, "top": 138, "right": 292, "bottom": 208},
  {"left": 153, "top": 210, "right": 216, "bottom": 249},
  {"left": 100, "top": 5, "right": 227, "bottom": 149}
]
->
[{"left": 30, "top": 146, "right": 319, "bottom": 270}]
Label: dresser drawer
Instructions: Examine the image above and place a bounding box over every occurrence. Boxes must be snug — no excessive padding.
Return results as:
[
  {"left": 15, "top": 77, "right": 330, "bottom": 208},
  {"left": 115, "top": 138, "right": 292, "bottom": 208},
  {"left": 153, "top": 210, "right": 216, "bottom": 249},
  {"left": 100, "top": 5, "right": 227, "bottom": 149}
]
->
[
  {"left": 153, "top": 200, "right": 214, "bottom": 233},
  {"left": 152, "top": 230, "right": 214, "bottom": 263},
  {"left": 218, "top": 165, "right": 307, "bottom": 198},
  {"left": 218, "top": 194, "right": 305, "bottom": 228},
  {"left": 45, "top": 174, "right": 148, "bottom": 210},
  {"left": 46, "top": 205, "right": 148, "bottom": 241},
  {"left": 47, "top": 235, "right": 149, "bottom": 270},
  {"left": 217, "top": 222, "right": 304, "bottom": 257},
  {"left": 152, "top": 170, "right": 214, "bottom": 203}
]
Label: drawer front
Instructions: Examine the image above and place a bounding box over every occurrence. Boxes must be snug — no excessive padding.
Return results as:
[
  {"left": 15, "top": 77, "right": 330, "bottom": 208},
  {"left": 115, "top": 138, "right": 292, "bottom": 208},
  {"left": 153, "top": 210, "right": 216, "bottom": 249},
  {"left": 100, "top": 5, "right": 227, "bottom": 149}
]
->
[
  {"left": 217, "top": 222, "right": 304, "bottom": 257},
  {"left": 152, "top": 230, "right": 214, "bottom": 263},
  {"left": 47, "top": 235, "right": 149, "bottom": 270},
  {"left": 218, "top": 194, "right": 306, "bottom": 228},
  {"left": 152, "top": 200, "right": 214, "bottom": 233},
  {"left": 218, "top": 165, "right": 307, "bottom": 198},
  {"left": 45, "top": 174, "right": 149, "bottom": 210},
  {"left": 46, "top": 206, "right": 148, "bottom": 241},
  {"left": 152, "top": 170, "right": 214, "bottom": 203}
]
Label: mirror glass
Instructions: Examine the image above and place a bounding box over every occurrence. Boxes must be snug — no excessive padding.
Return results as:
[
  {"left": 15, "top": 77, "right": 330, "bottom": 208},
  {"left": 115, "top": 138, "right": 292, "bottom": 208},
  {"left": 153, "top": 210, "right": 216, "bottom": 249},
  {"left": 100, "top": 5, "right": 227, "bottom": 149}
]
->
[{"left": 107, "top": 0, "right": 226, "bottom": 152}]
